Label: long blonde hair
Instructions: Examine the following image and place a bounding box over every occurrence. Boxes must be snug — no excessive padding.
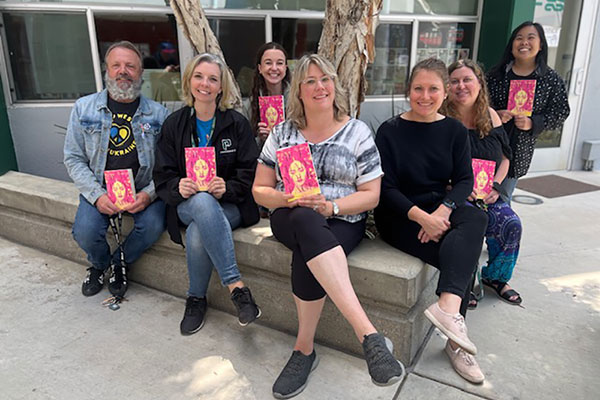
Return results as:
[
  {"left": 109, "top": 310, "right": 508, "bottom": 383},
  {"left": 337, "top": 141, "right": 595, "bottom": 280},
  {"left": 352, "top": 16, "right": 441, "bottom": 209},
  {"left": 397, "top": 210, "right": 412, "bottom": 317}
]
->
[
  {"left": 286, "top": 54, "right": 349, "bottom": 129},
  {"left": 441, "top": 59, "right": 492, "bottom": 138},
  {"left": 181, "top": 53, "right": 236, "bottom": 111}
]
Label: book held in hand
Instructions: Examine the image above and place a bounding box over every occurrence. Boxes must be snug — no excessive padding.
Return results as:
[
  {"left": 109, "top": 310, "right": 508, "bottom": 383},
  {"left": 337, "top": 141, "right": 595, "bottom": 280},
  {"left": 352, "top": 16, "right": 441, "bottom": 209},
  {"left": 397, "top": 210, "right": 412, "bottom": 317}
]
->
[
  {"left": 508, "top": 79, "right": 536, "bottom": 116},
  {"left": 276, "top": 142, "right": 321, "bottom": 202},
  {"left": 259, "top": 95, "right": 285, "bottom": 131},
  {"left": 185, "top": 147, "right": 216, "bottom": 192},
  {"left": 472, "top": 158, "right": 496, "bottom": 199},
  {"left": 104, "top": 169, "right": 136, "bottom": 210}
]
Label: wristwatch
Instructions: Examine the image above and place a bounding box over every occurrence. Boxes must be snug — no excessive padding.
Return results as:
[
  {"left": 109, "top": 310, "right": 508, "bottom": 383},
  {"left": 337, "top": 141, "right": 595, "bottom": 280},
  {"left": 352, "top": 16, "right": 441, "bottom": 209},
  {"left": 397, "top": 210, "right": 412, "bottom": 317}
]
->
[
  {"left": 331, "top": 201, "right": 340, "bottom": 216},
  {"left": 442, "top": 198, "right": 457, "bottom": 210}
]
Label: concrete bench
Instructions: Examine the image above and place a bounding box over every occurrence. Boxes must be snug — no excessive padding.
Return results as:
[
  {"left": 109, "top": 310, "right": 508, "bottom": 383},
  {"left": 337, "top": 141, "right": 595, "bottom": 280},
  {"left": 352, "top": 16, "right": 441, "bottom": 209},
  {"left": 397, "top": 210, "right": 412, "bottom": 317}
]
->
[{"left": 0, "top": 171, "right": 438, "bottom": 364}]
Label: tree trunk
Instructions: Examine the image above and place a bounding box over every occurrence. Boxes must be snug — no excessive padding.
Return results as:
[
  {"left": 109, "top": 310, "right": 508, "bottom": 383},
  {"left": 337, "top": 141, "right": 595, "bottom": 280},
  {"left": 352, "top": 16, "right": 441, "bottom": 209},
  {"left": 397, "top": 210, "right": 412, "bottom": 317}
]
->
[
  {"left": 170, "top": 0, "right": 242, "bottom": 109},
  {"left": 318, "top": 0, "right": 383, "bottom": 118}
]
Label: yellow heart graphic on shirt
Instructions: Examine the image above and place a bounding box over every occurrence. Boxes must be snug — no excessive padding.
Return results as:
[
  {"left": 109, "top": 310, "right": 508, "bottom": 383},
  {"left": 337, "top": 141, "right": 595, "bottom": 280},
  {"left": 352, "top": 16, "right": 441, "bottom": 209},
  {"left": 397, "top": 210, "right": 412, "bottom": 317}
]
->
[{"left": 110, "top": 123, "right": 131, "bottom": 147}]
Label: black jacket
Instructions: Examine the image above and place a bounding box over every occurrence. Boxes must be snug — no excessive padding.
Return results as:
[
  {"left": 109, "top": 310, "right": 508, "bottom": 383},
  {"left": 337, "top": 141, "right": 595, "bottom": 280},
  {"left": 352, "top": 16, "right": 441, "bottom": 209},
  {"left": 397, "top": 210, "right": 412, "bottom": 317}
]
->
[{"left": 153, "top": 106, "right": 260, "bottom": 245}]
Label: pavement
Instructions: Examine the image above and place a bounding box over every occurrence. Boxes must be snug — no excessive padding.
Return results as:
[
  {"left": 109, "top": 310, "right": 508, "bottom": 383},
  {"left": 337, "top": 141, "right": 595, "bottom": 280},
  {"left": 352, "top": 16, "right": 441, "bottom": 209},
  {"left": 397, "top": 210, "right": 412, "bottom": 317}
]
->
[{"left": 1, "top": 170, "right": 599, "bottom": 400}]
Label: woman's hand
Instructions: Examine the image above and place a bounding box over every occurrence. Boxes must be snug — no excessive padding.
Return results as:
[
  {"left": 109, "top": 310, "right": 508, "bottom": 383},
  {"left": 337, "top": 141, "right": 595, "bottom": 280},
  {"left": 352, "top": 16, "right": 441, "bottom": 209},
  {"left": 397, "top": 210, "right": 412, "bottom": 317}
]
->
[
  {"left": 418, "top": 205, "right": 451, "bottom": 243},
  {"left": 483, "top": 188, "right": 500, "bottom": 204},
  {"left": 467, "top": 191, "right": 477, "bottom": 202},
  {"left": 257, "top": 122, "right": 271, "bottom": 141},
  {"left": 208, "top": 176, "right": 226, "bottom": 199},
  {"left": 297, "top": 194, "right": 329, "bottom": 216},
  {"left": 497, "top": 109, "right": 513, "bottom": 124},
  {"left": 179, "top": 178, "right": 198, "bottom": 199},
  {"left": 513, "top": 115, "right": 532, "bottom": 130}
]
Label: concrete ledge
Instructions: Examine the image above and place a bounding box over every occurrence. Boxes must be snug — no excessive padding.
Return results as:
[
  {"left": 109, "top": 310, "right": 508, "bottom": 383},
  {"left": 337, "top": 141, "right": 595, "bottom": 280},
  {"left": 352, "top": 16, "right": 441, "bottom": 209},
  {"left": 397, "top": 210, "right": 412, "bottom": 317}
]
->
[{"left": 0, "top": 171, "right": 438, "bottom": 363}]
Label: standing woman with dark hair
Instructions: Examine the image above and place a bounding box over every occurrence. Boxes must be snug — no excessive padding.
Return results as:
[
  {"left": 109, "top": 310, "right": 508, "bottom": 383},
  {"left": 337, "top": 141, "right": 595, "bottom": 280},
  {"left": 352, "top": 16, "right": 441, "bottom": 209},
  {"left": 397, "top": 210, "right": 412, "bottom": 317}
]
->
[
  {"left": 250, "top": 42, "right": 291, "bottom": 147},
  {"left": 487, "top": 21, "right": 570, "bottom": 203},
  {"left": 375, "top": 58, "right": 489, "bottom": 384}
]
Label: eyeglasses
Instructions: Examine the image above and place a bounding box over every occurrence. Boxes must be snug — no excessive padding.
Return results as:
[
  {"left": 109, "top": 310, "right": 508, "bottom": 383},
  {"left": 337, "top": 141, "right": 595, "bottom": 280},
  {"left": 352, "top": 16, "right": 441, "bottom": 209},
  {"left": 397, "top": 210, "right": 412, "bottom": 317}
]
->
[{"left": 301, "top": 76, "right": 333, "bottom": 87}]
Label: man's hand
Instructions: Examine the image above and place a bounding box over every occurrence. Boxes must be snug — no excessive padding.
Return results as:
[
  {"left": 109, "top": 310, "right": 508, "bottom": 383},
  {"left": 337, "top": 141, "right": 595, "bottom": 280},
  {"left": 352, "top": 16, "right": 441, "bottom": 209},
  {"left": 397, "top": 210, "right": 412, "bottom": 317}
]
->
[
  {"left": 126, "top": 192, "right": 151, "bottom": 214},
  {"left": 95, "top": 194, "right": 120, "bottom": 215}
]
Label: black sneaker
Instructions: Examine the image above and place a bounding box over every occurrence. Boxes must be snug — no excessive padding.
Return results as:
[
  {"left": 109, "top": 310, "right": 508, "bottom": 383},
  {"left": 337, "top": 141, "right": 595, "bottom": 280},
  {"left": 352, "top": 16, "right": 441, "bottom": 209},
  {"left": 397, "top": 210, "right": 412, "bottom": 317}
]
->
[
  {"left": 108, "top": 264, "right": 128, "bottom": 297},
  {"left": 82, "top": 267, "right": 104, "bottom": 297},
  {"left": 362, "top": 333, "right": 405, "bottom": 386},
  {"left": 230, "top": 287, "right": 261, "bottom": 326},
  {"left": 272, "top": 350, "right": 319, "bottom": 399},
  {"left": 180, "top": 296, "right": 207, "bottom": 335}
]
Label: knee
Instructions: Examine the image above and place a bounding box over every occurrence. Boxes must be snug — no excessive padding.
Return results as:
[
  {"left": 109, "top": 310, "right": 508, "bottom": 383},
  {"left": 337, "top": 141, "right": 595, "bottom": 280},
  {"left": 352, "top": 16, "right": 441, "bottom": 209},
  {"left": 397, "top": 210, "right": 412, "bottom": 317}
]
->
[
  {"left": 187, "top": 193, "right": 220, "bottom": 219},
  {"left": 288, "top": 208, "right": 321, "bottom": 240},
  {"left": 72, "top": 216, "right": 105, "bottom": 247}
]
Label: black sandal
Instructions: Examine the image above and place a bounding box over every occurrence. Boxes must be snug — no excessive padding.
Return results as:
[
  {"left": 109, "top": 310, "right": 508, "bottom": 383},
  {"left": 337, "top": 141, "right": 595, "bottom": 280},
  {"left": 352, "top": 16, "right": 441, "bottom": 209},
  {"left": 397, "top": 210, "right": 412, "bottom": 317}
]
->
[
  {"left": 468, "top": 291, "right": 478, "bottom": 310},
  {"left": 482, "top": 279, "right": 522, "bottom": 305}
]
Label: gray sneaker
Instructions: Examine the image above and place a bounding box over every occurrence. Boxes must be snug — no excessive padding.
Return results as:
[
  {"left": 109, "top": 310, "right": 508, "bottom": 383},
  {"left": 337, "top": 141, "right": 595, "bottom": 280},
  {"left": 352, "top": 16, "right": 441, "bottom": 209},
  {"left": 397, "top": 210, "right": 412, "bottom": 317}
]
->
[
  {"left": 272, "top": 350, "right": 319, "bottom": 399},
  {"left": 362, "top": 333, "right": 405, "bottom": 386}
]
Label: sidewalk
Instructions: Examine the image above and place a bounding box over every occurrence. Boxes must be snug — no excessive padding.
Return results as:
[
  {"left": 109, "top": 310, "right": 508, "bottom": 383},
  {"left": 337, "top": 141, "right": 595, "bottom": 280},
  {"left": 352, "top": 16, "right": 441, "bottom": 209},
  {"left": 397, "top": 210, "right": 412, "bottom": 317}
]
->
[{"left": 1, "top": 170, "right": 599, "bottom": 400}]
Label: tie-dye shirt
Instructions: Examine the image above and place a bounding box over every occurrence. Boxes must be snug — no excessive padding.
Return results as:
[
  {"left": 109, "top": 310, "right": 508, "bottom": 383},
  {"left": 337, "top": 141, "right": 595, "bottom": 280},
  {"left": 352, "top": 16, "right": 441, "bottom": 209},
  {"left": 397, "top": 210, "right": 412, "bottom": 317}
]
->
[{"left": 258, "top": 118, "right": 383, "bottom": 223}]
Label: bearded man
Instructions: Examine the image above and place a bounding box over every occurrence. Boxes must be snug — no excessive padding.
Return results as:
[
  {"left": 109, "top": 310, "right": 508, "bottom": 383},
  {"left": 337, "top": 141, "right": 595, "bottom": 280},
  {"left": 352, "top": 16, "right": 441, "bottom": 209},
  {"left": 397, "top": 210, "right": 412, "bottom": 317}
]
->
[{"left": 64, "top": 41, "right": 169, "bottom": 298}]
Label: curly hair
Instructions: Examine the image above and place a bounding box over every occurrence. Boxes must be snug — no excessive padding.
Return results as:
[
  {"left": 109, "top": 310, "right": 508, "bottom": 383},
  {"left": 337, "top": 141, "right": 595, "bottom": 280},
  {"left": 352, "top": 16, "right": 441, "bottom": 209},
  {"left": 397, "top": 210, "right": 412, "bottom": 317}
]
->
[
  {"left": 287, "top": 54, "right": 349, "bottom": 130},
  {"left": 440, "top": 59, "right": 492, "bottom": 138},
  {"left": 250, "top": 42, "right": 291, "bottom": 135}
]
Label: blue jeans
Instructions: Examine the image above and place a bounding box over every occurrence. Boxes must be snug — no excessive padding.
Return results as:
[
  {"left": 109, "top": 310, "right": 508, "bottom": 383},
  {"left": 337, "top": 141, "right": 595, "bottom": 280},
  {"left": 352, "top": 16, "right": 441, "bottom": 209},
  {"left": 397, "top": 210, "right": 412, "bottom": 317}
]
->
[
  {"left": 176, "top": 192, "right": 242, "bottom": 298},
  {"left": 499, "top": 177, "right": 519, "bottom": 205},
  {"left": 72, "top": 195, "right": 166, "bottom": 270}
]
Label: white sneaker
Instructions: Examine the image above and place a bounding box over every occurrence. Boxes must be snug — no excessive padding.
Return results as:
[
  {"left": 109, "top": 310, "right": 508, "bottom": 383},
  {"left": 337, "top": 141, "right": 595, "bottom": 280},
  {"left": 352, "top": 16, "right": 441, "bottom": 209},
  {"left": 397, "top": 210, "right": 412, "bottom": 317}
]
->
[
  {"left": 424, "top": 303, "right": 477, "bottom": 355},
  {"left": 444, "top": 341, "right": 485, "bottom": 384}
]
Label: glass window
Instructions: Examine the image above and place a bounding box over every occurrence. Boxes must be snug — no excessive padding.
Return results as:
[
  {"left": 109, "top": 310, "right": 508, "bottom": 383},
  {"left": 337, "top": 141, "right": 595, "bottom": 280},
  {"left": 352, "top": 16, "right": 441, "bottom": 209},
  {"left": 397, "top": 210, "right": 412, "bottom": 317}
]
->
[
  {"left": 3, "top": 12, "right": 96, "bottom": 101},
  {"left": 365, "top": 23, "right": 411, "bottom": 96},
  {"left": 416, "top": 22, "right": 476, "bottom": 66},
  {"left": 201, "top": 0, "right": 325, "bottom": 11},
  {"left": 383, "top": 0, "right": 478, "bottom": 15},
  {"left": 95, "top": 13, "right": 181, "bottom": 102},
  {"left": 207, "top": 18, "right": 265, "bottom": 97},
  {"left": 272, "top": 18, "right": 322, "bottom": 70}
]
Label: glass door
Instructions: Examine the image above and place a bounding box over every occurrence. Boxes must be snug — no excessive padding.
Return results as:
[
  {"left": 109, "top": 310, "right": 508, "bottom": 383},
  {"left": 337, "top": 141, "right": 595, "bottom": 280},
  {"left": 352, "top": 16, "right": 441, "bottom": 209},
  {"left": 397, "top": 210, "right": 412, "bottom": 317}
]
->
[{"left": 529, "top": 0, "right": 597, "bottom": 172}]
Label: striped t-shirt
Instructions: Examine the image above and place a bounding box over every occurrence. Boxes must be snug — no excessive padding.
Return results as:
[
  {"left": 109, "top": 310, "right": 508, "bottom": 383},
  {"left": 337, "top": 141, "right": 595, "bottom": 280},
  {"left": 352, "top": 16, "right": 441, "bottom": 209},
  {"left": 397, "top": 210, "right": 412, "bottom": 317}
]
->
[{"left": 258, "top": 118, "right": 383, "bottom": 223}]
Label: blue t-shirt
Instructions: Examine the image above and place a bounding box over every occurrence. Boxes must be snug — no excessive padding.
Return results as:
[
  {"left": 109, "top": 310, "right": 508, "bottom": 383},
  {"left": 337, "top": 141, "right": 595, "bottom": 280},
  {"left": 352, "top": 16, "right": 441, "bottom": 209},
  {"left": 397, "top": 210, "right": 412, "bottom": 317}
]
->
[{"left": 196, "top": 117, "right": 214, "bottom": 147}]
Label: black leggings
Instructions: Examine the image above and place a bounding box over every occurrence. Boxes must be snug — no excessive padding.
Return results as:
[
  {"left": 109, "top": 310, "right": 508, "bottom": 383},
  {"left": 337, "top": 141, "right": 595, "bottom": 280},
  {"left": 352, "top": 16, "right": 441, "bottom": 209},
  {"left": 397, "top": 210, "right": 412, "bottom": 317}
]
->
[
  {"left": 270, "top": 207, "right": 366, "bottom": 301},
  {"left": 378, "top": 205, "right": 488, "bottom": 317}
]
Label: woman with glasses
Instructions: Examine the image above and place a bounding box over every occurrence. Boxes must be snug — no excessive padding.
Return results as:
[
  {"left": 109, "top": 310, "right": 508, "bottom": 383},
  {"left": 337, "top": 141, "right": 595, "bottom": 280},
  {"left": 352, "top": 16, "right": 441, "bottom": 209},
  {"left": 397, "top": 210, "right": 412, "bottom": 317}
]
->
[{"left": 253, "top": 54, "right": 404, "bottom": 399}]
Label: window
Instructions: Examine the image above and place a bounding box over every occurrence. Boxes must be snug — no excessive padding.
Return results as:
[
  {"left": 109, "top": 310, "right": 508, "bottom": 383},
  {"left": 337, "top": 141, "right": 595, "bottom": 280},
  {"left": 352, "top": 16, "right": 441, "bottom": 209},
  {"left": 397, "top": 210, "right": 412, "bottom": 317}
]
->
[
  {"left": 272, "top": 18, "right": 322, "bottom": 69},
  {"left": 95, "top": 13, "right": 181, "bottom": 102},
  {"left": 3, "top": 12, "right": 96, "bottom": 101},
  {"left": 202, "top": 0, "right": 325, "bottom": 11},
  {"left": 208, "top": 18, "right": 265, "bottom": 97},
  {"left": 365, "top": 23, "right": 411, "bottom": 96},
  {"left": 383, "top": 0, "right": 478, "bottom": 15},
  {"left": 416, "top": 22, "right": 476, "bottom": 65}
]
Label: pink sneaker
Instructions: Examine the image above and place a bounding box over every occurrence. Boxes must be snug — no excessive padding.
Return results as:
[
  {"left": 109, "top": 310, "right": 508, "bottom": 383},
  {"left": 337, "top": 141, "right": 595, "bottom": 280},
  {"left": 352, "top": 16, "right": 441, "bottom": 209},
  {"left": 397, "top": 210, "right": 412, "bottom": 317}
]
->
[
  {"left": 424, "top": 303, "right": 477, "bottom": 355},
  {"left": 444, "top": 341, "right": 485, "bottom": 384}
]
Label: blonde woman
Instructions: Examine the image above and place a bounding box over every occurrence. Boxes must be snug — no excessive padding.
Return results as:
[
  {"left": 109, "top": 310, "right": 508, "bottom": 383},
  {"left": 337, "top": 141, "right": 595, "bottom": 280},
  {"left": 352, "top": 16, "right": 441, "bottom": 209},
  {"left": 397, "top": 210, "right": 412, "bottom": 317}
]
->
[{"left": 253, "top": 54, "right": 404, "bottom": 399}]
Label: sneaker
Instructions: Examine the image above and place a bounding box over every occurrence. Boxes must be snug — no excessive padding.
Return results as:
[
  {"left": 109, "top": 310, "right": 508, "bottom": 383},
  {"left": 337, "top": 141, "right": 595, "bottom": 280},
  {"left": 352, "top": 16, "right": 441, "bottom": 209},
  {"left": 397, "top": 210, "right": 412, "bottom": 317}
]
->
[
  {"left": 272, "top": 350, "right": 319, "bottom": 399},
  {"left": 180, "top": 296, "right": 207, "bottom": 335},
  {"left": 82, "top": 267, "right": 104, "bottom": 297},
  {"left": 230, "top": 287, "right": 261, "bottom": 326},
  {"left": 424, "top": 303, "right": 477, "bottom": 355},
  {"left": 445, "top": 341, "right": 485, "bottom": 384},
  {"left": 108, "top": 264, "right": 128, "bottom": 297},
  {"left": 362, "top": 333, "right": 405, "bottom": 386}
]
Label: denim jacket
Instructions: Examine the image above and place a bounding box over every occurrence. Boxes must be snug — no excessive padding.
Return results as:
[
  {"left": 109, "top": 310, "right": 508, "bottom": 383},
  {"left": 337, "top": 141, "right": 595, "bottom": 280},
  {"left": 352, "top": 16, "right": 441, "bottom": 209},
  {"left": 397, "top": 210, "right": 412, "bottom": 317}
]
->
[{"left": 64, "top": 90, "right": 168, "bottom": 205}]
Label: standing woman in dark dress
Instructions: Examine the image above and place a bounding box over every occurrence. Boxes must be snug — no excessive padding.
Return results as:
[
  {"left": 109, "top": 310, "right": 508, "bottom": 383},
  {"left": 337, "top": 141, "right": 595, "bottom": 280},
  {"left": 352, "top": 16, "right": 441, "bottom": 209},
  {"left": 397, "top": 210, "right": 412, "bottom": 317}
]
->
[
  {"left": 375, "top": 58, "right": 488, "bottom": 384},
  {"left": 487, "top": 21, "right": 570, "bottom": 203},
  {"left": 442, "top": 59, "right": 523, "bottom": 307}
]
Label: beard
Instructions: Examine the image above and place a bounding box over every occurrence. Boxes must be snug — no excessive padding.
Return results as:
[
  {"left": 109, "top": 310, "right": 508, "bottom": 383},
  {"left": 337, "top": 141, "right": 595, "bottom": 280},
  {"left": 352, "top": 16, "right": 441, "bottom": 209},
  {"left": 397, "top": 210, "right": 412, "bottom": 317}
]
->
[{"left": 105, "top": 71, "right": 142, "bottom": 102}]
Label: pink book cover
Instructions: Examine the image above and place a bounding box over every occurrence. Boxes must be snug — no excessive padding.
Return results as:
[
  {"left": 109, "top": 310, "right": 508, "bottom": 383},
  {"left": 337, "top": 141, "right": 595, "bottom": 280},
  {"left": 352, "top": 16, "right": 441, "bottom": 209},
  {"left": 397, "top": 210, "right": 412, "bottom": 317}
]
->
[
  {"left": 507, "top": 79, "right": 536, "bottom": 116},
  {"left": 104, "top": 169, "right": 136, "bottom": 210},
  {"left": 185, "top": 147, "right": 216, "bottom": 192},
  {"left": 472, "top": 158, "right": 496, "bottom": 199},
  {"left": 259, "top": 95, "right": 285, "bottom": 131},
  {"left": 276, "top": 143, "right": 321, "bottom": 202}
]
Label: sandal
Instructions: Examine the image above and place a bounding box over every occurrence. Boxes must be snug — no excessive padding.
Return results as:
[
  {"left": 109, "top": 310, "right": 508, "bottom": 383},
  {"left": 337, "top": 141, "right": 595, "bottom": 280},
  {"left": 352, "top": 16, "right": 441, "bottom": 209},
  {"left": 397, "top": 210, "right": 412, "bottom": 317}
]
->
[
  {"left": 482, "top": 279, "right": 522, "bottom": 305},
  {"left": 468, "top": 292, "right": 478, "bottom": 310}
]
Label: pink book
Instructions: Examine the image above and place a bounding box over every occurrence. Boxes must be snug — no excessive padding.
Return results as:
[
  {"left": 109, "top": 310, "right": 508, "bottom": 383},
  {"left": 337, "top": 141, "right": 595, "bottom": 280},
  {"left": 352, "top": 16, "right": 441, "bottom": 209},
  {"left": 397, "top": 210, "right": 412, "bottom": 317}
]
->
[
  {"left": 276, "top": 143, "right": 321, "bottom": 202},
  {"left": 507, "top": 79, "right": 536, "bottom": 116},
  {"left": 104, "top": 169, "right": 136, "bottom": 210},
  {"left": 472, "top": 159, "right": 496, "bottom": 199},
  {"left": 185, "top": 147, "right": 216, "bottom": 191},
  {"left": 259, "top": 95, "right": 285, "bottom": 131}
]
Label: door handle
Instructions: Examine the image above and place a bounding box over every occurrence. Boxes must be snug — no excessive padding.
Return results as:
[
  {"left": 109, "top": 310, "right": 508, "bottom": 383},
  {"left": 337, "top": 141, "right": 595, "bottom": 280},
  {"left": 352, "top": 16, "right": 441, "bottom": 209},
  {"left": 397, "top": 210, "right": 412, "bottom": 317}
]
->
[{"left": 574, "top": 68, "right": 584, "bottom": 96}]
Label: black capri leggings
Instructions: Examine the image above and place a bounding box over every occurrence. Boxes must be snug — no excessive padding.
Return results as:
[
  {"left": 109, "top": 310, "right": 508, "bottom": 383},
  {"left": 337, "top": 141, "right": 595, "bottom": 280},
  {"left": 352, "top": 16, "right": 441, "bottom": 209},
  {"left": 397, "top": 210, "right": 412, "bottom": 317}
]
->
[
  {"left": 377, "top": 205, "right": 488, "bottom": 317},
  {"left": 270, "top": 207, "right": 366, "bottom": 301}
]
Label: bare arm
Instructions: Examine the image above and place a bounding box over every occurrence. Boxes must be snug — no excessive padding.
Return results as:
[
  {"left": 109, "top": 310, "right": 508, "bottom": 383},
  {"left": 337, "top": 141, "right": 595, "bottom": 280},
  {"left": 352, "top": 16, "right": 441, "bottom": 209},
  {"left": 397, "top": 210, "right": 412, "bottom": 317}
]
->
[{"left": 252, "top": 163, "right": 297, "bottom": 209}]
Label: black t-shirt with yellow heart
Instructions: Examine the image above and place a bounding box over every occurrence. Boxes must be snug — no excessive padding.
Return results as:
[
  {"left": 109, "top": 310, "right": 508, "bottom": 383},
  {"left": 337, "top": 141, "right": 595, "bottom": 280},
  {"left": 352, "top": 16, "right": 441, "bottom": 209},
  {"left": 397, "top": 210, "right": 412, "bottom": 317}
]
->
[{"left": 105, "top": 97, "right": 141, "bottom": 179}]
